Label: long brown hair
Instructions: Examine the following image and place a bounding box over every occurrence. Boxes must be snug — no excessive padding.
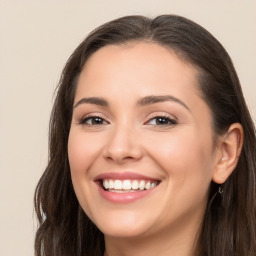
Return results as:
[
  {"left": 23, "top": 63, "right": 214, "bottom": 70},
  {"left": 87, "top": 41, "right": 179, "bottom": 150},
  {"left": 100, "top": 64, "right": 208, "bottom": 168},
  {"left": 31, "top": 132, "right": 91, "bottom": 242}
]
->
[{"left": 34, "top": 15, "right": 256, "bottom": 256}]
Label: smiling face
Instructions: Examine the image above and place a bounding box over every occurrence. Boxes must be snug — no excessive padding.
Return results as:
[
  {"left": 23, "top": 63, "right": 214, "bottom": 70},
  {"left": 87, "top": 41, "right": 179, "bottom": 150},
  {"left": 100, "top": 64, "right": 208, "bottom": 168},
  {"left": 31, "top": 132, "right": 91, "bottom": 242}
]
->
[{"left": 68, "top": 42, "right": 220, "bottom": 240}]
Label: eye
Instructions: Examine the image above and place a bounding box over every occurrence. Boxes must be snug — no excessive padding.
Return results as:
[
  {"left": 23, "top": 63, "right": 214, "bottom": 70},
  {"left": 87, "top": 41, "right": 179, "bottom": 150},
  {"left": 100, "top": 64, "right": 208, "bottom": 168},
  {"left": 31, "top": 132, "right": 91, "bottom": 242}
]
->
[
  {"left": 79, "top": 116, "right": 109, "bottom": 125},
  {"left": 146, "top": 116, "right": 177, "bottom": 126}
]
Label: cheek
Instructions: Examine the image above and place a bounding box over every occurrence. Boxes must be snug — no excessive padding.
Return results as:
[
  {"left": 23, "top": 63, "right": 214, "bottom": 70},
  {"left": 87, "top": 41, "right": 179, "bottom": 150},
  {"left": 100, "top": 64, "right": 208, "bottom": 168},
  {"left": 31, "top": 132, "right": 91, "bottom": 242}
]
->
[
  {"left": 67, "top": 130, "right": 101, "bottom": 217},
  {"left": 147, "top": 130, "right": 214, "bottom": 190},
  {"left": 68, "top": 131, "right": 99, "bottom": 201},
  {"left": 68, "top": 131, "right": 101, "bottom": 175}
]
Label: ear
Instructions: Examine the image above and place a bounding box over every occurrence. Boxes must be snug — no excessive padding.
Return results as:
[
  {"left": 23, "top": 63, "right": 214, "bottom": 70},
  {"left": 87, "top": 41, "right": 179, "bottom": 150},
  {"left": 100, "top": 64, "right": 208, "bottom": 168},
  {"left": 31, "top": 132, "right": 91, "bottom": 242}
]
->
[{"left": 212, "top": 123, "right": 244, "bottom": 184}]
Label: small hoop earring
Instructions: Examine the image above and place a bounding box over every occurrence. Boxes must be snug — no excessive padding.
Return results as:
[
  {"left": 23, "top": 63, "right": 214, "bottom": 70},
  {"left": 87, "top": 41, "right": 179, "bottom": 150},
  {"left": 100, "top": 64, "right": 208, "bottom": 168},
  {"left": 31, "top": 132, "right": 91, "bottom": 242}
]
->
[{"left": 208, "top": 185, "right": 224, "bottom": 207}]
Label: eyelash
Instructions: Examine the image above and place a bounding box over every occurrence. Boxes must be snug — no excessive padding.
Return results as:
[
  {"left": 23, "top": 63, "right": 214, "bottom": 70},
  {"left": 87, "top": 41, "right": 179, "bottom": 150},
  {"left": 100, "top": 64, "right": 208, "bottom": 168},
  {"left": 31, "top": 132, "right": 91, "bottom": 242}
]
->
[
  {"left": 79, "top": 115, "right": 109, "bottom": 126},
  {"left": 145, "top": 115, "right": 177, "bottom": 126},
  {"left": 78, "top": 114, "right": 177, "bottom": 127}
]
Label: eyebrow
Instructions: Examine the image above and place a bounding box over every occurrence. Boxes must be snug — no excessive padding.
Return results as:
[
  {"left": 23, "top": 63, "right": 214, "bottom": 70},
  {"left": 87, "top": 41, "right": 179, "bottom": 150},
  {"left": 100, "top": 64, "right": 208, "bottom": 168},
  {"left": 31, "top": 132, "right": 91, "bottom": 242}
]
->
[
  {"left": 73, "top": 95, "right": 190, "bottom": 111},
  {"left": 73, "top": 97, "right": 108, "bottom": 108},
  {"left": 138, "top": 95, "right": 190, "bottom": 111}
]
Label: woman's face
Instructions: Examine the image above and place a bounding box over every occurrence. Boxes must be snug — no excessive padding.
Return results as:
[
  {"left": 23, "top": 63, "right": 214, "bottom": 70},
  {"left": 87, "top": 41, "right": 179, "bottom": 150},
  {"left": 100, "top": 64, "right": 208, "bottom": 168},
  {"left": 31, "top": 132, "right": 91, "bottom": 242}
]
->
[{"left": 68, "top": 42, "right": 220, "bottom": 239}]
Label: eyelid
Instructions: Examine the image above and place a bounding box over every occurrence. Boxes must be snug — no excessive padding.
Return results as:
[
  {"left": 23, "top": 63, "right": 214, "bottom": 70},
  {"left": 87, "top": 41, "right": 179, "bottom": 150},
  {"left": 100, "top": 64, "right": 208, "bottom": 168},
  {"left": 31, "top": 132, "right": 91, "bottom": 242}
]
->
[
  {"left": 78, "top": 113, "right": 110, "bottom": 125},
  {"left": 144, "top": 112, "right": 178, "bottom": 125}
]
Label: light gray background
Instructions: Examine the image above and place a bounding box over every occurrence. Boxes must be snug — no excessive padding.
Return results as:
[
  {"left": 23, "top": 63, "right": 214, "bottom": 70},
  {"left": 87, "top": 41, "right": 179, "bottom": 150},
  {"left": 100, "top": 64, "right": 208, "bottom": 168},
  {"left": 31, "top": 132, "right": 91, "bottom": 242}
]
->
[{"left": 0, "top": 1, "right": 255, "bottom": 255}]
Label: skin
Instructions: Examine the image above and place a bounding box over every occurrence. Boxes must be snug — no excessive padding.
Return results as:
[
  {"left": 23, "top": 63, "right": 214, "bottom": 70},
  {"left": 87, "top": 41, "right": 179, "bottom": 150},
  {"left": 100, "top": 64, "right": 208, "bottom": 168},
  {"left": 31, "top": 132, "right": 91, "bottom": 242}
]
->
[{"left": 68, "top": 42, "right": 243, "bottom": 256}]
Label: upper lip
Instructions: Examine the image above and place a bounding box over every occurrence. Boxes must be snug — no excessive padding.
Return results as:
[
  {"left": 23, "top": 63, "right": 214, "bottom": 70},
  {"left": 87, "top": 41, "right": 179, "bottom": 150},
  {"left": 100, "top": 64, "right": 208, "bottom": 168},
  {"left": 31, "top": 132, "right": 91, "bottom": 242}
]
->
[{"left": 94, "top": 172, "right": 160, "bottom": 181}]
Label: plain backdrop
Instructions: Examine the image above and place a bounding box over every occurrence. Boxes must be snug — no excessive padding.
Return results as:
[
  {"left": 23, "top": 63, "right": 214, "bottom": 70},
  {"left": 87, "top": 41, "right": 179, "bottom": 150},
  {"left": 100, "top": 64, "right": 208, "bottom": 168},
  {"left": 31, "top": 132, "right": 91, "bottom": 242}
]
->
[{"left": 0, "top": 1, "right": 255, "bottom": 255}]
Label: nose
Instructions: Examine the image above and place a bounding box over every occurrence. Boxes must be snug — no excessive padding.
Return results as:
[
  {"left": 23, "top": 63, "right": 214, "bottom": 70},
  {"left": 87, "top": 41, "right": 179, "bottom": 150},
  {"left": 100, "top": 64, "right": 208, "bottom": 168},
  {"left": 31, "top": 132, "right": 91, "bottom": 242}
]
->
[{"left": 103, "top": 124, "right": 143, "bottom": 164}]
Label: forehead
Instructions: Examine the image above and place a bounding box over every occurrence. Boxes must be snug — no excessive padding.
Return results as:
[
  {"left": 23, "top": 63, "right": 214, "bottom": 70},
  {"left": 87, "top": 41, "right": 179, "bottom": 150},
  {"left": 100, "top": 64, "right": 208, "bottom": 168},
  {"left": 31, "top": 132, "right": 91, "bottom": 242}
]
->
[{"left": 76, "top": 42, "right": 201, "bottom": 100}]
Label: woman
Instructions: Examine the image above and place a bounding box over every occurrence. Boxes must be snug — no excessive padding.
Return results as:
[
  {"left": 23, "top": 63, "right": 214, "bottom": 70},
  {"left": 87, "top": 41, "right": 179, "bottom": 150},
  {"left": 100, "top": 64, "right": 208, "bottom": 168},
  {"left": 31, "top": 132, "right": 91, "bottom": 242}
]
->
[{"left": 34, "top": 15, "right": 256, "bottom": 256}]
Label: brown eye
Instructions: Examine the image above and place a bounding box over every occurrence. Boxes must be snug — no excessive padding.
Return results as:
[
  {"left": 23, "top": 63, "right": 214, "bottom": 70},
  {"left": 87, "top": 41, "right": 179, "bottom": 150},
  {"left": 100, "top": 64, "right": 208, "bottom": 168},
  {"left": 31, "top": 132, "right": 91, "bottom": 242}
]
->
[
  {"left": 147, "top": 116, "right": 177, "bottom": 126},
  {"left": 80, "top": 116, "right": 108, "bottom": 125}
]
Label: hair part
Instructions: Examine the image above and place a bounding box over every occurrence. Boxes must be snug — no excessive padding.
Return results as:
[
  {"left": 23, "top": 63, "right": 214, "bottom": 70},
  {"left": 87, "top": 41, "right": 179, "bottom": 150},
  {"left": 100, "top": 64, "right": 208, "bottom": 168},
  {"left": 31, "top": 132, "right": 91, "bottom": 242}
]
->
[{"left": 34, "top": 15, "right": 256, "bottom": 256}]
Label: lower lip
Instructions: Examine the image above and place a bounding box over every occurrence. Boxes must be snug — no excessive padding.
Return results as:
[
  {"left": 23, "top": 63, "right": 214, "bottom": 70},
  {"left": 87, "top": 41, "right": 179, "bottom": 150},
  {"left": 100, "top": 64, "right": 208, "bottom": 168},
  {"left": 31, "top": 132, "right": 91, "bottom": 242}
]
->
[{"left": 97, "top": 184, "right": 157, "bottom": 203}]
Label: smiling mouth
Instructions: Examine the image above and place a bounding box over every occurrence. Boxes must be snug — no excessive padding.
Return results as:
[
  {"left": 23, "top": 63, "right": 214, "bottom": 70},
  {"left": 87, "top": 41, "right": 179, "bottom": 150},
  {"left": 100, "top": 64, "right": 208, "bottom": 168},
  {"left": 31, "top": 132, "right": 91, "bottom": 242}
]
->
[{"left": 101, "top": 179, "right": 159, "bottom": 193}]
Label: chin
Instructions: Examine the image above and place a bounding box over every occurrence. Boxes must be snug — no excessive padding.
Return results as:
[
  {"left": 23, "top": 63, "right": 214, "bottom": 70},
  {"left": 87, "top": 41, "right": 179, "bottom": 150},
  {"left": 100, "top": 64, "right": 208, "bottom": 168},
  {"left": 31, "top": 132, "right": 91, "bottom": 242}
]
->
[
  {"left": 100, "top": 224, "right": 148, "bottom": 238},
  {"left": 92, "top": 210, "right": 154, "bottom": 238}
]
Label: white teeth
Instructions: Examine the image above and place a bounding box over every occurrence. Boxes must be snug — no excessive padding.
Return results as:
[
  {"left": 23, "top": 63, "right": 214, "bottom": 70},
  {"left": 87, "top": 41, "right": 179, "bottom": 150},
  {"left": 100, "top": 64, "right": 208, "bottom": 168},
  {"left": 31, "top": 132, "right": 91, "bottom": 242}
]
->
[
  {"left": 108, "top": 180, "right": 114, "bottom": 189},
  {"left": 103, "top": 180, "right": 109, "bottom": 189},
  {"left": 122, "top": 180, "right": 132, "bottom": 190},
  {"left": 139, "top": 180, "right": 145, "bottom": 190},
  {"left": 145, "top": 181, "right": 151, "bottom": 190},
  {"left": 151, "top": 182, "right": 156, "bottom": 188},
  {"left": 102, "top": 179, "right": 158, "bottom": 192},
  {"left": 131, "top": 180, "right": 139, "bottom": 189},
  {"left": 114, "top": 180, "right": 122, "bottom": 189}
]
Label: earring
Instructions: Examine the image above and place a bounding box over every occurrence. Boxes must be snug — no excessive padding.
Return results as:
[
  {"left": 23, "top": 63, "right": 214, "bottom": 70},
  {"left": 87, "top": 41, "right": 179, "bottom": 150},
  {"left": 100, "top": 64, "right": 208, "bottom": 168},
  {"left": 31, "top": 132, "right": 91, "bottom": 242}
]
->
[{"left": 208, "top": 185, "right": 224, "bottom": 208}]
